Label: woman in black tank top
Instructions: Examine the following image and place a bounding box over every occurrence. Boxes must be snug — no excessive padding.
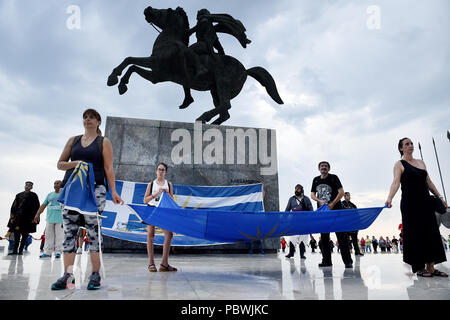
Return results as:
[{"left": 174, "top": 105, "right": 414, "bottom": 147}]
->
[
  {"left": 52, "top": 109, "right": 124, "bottom": 291},
  {"left": 385, "top": 137, "right": 447, "bottom": 277}
]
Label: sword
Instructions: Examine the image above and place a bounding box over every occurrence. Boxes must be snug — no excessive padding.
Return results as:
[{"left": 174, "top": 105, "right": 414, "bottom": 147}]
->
[{"left": 432, "top": 137, "right": 447, "bottom": 203}]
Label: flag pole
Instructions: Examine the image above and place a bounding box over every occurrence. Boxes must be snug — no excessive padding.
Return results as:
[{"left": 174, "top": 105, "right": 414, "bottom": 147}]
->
[
  {"left": 432, "top": 137, "right": 447, "bottom": 203},
  {"left": 418, "top": 142, "right": 423, "bottom": 160}
]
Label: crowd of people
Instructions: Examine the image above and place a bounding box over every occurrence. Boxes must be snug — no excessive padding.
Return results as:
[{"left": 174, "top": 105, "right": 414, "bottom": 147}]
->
[
  {"left": 4, "top": 110, "right": 449, "bottom": 292},
  {"left": 283, "top": 232, "right": 450, "bottom": 256}
]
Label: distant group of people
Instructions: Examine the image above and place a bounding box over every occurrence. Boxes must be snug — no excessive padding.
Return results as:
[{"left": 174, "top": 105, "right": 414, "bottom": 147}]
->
[
  {"left": 282, "top": 233, "right": 410, "bottom": 256},
  {"left": 335, "top": 235, "right": 404, "bottom": 254}
]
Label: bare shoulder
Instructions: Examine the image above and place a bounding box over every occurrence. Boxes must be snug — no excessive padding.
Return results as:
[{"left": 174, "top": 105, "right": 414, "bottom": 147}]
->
[
  {"left": 62, "top": 136, "right": 77, "bottom": 149},
  {"left": 67, "top": 135, "right": 77, "bottom": 144},
  {"left": 394, "top": 160, "right": 404, "bottom": 169},
  {"left": 416, "top": 159, "right": 427, "bottom": 170},
  {"left": 102, "top": 137, "right": 113, "bottom": 148}
]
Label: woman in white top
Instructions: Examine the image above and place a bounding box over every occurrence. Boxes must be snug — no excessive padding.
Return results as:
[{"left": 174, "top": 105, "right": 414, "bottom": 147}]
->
[{"left": 143, "top": 162, "right": 176, "bottom": 272}]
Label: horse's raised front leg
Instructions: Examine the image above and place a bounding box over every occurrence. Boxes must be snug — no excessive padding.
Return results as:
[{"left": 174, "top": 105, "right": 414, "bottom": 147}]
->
[
  {"left": 107, "top": 56, "right": 155, "bottom": 87},
  {"left": 118, "top": 65, "right": 161, "bottom": 95}
]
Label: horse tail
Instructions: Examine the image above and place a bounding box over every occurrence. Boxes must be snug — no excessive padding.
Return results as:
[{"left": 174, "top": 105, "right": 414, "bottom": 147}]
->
[{"left": 247, "top": 67, "right": 284, "bottom": 104}]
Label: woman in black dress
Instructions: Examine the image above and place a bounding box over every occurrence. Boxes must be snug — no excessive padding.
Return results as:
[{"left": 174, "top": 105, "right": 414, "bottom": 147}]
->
[{"left": 385, "top": 138, "right": 448, "bottom": 277}]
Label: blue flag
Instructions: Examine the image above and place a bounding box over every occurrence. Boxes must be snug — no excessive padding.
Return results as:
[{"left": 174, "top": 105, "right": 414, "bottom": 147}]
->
[
  {"left": 101, "top": 181, "right": 264, "bottom": 246},
  {"left": 128, "top": 193, "right": 386, "bottom": 243},
  {"left": 57, "top": 162, "right": 98, "bottom": 215}
]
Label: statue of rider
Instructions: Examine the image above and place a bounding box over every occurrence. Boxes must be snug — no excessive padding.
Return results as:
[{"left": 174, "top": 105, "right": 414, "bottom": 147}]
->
[{"left": 179, "top": 9, "right": 252, "bottom": 109}]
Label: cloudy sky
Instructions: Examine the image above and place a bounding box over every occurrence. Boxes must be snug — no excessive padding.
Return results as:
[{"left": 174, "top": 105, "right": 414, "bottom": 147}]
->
[{"left": 1, "top": 0, "right": 449, "bottom": 241}]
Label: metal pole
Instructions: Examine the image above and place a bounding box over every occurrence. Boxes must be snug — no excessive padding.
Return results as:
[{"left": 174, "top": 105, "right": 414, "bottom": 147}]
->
[
  {"left": 432, "top": 137, "right": 447, "bottom": 203},
  {"left": 418, "top": 142, "right": 423, "bottom": 160}
]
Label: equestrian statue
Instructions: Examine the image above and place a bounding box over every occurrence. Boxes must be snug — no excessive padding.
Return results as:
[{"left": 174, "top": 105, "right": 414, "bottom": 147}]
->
[{"left": 107, "top": 6, "right": 283, "bottom": 125}]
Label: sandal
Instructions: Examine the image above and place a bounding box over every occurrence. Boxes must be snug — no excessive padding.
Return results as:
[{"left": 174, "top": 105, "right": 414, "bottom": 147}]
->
[
  {"left": 431, "top": 269, "right": 448, "bottom": 277},
  {"left": 148, "top": 264, "right": 157, "bottom": 272},
  {"left": 159, "top": 264, "right": 177, "bottom": 272},
  {"left": 416, "top": 269, "right": 432, "bottom": 277}
]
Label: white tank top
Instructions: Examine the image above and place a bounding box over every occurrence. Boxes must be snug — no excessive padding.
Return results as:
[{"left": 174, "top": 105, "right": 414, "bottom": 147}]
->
[{"left": 148, "top": 179, "right": 169, "bottom": 206}]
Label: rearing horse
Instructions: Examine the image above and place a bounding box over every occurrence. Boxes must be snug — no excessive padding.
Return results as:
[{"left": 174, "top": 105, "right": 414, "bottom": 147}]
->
[{"left": 107, "top": 6, "right": 283, "bottom": 125}]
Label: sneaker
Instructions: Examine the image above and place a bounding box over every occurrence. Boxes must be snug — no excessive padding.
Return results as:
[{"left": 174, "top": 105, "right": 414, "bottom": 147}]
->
[
  {"left": 51, "top": 273, "right": 75, "bottom": 290},
  {"left": 87, "top": 272, "right": 101, "bottom": 290},
  {"left": 39, "top": 254, "right": 51, "bottom": 258},
  {"left": 76, "top": 248, "right": 82, "bottom": 254},
  {"left": 55, "top": 253, "right": 61, "bottom": 259}
]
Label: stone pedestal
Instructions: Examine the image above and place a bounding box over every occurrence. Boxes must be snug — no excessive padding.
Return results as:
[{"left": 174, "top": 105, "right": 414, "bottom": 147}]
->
[{"left": 103, "top": 117, "right": 280, "bottom": 253}]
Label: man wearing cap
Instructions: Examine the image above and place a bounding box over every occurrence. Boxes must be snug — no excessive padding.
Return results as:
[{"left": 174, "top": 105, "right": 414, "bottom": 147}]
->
[{"left": 284, "top": 184, "right": 313, "bottom": 259}]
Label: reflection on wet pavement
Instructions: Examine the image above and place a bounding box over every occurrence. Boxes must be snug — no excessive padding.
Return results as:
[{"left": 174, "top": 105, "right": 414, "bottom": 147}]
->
[{"left": 0, "top": 245, "right": 449, "bottom": 300}]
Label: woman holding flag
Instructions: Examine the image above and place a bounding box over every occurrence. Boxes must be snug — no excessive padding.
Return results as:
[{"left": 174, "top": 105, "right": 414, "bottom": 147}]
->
[
  {"left": 143, "top": 162, "right": 177, "bottom": 272},
  {"left": 51, "top": 108, "right": 123, "bottom": 290},
  {"left": 385, "top": 137, "right": 447, "bottom": 277}
]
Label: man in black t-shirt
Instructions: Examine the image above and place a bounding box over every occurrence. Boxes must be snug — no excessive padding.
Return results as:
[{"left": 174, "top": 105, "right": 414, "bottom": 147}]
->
[{"left": 311, "top": 161, "right": 353, "bottom": 268}]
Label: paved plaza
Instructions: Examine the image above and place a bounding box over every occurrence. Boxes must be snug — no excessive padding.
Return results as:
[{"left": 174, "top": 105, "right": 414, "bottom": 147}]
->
[{"left": 0, "top": 244, "right": 449, "bottom": 300}]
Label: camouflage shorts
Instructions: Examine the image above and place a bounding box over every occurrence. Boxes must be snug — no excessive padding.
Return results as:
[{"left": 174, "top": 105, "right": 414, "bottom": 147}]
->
[{"left": 62, "top": 185, "right": 107, "bottom": 253}]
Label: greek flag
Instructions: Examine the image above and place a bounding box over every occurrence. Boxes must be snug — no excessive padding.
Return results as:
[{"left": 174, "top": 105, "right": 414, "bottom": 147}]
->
[
  {"left": 57, "top": 162, "right": 98, "bottom": 215},
  {"left": 129, "top": 193, "right": 386, "bottom": 243},
  {"left": 101, "top": 181, "right": 264, "bottom": 246}
]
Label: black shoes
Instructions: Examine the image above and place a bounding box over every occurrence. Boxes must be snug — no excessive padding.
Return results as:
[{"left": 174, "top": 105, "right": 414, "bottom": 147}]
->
[
  {"left": 318, "top": 262, "right": 332, "bottom": 267},
  {"left": 345, "top": 264, "right": 353, "bottom": 268}
]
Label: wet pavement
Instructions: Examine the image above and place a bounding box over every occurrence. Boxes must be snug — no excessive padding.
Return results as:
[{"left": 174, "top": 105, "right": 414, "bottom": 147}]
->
[{"left": 0, "top": 245, "right": 449, "bottom": 300}]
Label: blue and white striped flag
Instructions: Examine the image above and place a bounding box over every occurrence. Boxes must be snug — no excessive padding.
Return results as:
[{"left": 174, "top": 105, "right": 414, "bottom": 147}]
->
[{"left": 101, "top": 181, "right": 264, "bottom": 246}]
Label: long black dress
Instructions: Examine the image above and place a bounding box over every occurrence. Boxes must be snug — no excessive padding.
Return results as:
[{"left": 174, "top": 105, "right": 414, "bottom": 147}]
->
[{"left": 400, "top": 160, "right": 446, "bottom": 272}]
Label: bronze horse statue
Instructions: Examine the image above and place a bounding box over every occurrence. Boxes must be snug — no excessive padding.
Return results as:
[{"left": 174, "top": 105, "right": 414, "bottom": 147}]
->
[{"left": 107, "top": 6, "right": 283, "bottom": 125}]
